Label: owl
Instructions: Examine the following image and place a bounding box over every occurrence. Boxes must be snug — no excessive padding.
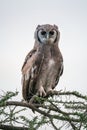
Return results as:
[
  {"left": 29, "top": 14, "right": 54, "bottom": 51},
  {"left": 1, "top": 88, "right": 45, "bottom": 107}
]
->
[{"left": 21, "top": 24, "right": 63, "bottom": 102}]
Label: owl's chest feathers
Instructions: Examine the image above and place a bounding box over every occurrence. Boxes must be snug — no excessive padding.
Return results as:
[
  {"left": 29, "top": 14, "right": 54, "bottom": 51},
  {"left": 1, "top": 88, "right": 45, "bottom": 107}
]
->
[
  {"left": 40, "top": 46, "right": 61, "bottom": 77},
  {"left": 42, "top": 45, "right": 61, "bottom": 66},
  {"left": 48, "top": 59, "right": 55, "bottom": 68},
  {"left": 38, "top": 46, "right": 61, "bottom": 89}
]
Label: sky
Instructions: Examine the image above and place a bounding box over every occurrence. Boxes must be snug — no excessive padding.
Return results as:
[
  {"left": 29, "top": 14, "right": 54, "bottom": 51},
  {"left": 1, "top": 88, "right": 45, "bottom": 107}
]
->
[{"left": 0, "top": 0, "right": 87, "bottom": 129}]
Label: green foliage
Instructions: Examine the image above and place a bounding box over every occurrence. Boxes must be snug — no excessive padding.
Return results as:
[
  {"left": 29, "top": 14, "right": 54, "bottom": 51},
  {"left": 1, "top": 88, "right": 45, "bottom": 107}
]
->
[
  {"left": 0, "top": 90, "right": 87, "bottom": 130},
  {"left": 0, "top": 91, "right": 18, "bottom": 106}
]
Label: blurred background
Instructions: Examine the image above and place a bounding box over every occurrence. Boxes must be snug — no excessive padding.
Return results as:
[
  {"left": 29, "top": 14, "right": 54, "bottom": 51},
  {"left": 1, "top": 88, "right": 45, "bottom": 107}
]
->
[{"left": 0, "top": 0, "right": 87, "bottom": 101}]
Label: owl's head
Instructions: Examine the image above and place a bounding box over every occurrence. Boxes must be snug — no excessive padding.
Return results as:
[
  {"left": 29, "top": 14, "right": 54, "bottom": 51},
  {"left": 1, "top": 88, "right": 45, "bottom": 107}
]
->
[{"left": 34, "top": 24, "right": 60, "bottom": 45}]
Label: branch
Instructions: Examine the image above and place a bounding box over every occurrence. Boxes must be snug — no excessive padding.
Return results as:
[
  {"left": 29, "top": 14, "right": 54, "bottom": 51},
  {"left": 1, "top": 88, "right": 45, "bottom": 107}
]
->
[
  {"left": 0, "top": 90, "right": 87, "bottom": 130},
  {"left": 0, "top": 124, "right": 28, "bottom": 130},
  {"left": 46, "top": 90, "right": 87, "bottom": 100},
  {"left": 0, "top": 100, "right": 83, "bottom": 123}
]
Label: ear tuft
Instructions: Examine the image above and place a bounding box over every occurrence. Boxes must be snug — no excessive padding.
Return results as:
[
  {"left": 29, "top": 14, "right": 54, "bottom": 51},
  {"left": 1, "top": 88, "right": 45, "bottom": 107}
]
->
[
  {"left": 54, "top": 24, "right": 58, "bottom": 30},
  {"left": 36, "top": 25, "right": 41, "bottom": 29}
]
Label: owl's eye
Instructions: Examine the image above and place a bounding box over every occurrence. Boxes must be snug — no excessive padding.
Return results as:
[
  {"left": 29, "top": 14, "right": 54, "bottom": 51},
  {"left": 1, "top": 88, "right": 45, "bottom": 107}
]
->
[
  {"left": 41, "top": 31, "right": 46, "bottom": 35},
  {"left": 49, "top": 31, "right": 54, "bottom": 35}
]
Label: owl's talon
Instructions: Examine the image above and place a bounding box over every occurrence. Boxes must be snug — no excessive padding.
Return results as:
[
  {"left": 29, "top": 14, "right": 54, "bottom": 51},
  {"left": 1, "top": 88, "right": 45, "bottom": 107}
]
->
[
  {"left": 47, "top": 89, "right": 54, "bottom": 96},
  {"left": 36, "top": 86, "right": 46, "bottom": 97},
  {"left": 29, "top": 95, "right": 37, "bottom": 104}
]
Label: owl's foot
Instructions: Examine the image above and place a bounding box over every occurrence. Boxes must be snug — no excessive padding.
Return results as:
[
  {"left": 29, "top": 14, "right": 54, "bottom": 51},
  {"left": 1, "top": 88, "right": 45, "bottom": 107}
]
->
[
  {"left": 36, "top": 86, "right": 46, "bottom": 97},
  {"left": 29, "top": 95, "right": 37, "bottom": 104},
  {"left": 46, "top": 88, "right": 53, "bottom": 95},
  {"left": 47, "top": 89, "right": 62, "bottom": 96}
]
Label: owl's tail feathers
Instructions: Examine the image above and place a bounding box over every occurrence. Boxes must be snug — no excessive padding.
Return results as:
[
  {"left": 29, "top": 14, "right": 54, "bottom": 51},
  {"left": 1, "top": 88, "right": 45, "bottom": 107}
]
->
[{"left": 22, "top": 78, "right": 29, "bottom": 101}]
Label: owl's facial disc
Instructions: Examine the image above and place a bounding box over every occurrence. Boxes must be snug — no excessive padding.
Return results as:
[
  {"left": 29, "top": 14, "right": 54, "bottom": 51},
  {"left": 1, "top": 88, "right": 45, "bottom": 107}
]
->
[{"left": 38, "top": 29, "right": 57, "bottom": 44}]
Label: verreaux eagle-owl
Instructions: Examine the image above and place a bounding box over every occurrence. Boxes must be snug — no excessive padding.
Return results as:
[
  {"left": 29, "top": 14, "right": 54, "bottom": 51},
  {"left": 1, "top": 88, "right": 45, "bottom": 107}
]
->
[{"left": 21, "top": 24, "right": 63, "bottom": 102}]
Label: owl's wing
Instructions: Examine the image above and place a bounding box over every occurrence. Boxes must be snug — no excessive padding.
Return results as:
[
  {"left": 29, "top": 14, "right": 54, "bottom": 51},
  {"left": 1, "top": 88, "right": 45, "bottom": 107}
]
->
[
  {"left": 21, "top": 49, "right": 44, "bottom": 101},
  {"left": 55, "top": 62, "right": 64, "bottom": 87}
]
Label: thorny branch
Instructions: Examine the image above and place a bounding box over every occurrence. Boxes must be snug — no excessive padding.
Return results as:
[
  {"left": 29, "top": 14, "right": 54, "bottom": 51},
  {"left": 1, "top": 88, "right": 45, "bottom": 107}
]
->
[{"left": 0, "top": 90, "right": 87, "bottom": 130}]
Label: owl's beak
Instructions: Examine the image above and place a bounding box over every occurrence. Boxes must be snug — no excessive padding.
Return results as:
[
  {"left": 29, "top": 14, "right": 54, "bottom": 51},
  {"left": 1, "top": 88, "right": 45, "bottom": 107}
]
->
[
  {"left": 46, "top": 33, "right": 50, "bottom": 42},
  {"left": 46, "top": 33, "right": 49, "bottom": 39}
]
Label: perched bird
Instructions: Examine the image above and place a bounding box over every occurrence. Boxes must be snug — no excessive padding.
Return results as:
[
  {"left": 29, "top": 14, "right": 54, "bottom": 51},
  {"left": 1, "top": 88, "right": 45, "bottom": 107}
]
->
[{"left": 21, "top": 24, "right": 63, "bottom": 103}]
